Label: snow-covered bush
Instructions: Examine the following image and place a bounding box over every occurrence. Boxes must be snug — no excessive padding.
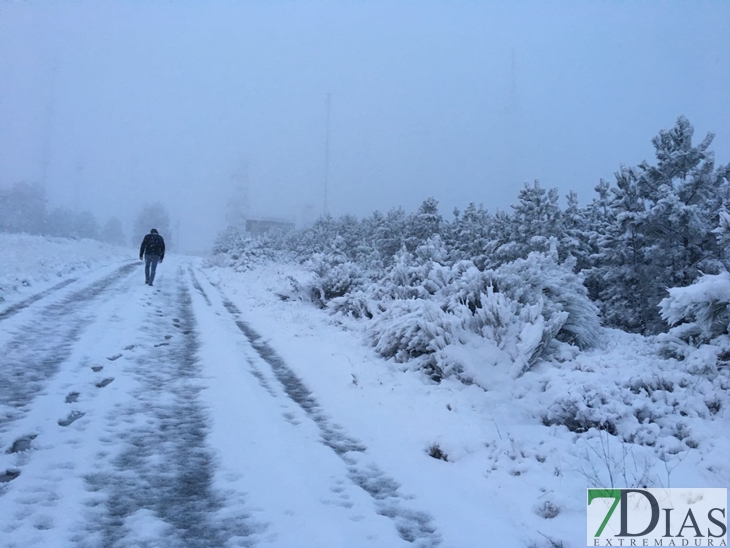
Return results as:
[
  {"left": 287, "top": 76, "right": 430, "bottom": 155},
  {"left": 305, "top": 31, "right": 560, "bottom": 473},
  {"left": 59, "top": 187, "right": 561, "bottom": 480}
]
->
[
  {"left": 369, "top": 245, "right": 449, "bottom": 301},
  {"left": 659, "top": 271, "right": 730, "bottom": 344},
  {"left": 484, "top": 252, "right": 602, "bottom": 350},
  {"left": 540, "top": 353, "right": 730, "bottom": 454},
  {"left": 287, "top": 253, "right": 365, "bottom": 308},
  {"left": 542, "top": 383, "right": 622, "bottom": 435},
  {"left": 361, "top": 251, "right": 601, "bottom": 379},
  {"left": 209, "top": 228, "right": 279, "bottom": 271},
  {"left": 328, "top": 290, "right": 379, "bottom": 319},
  {"left": 369, "top": 299, "right": 462, "bottom": 363},
  {"left": 442, "top": 252, "right": 600, "bottom": 375},
  {"left": 466, "top": 286, "right": 520, "bottom": 347}
]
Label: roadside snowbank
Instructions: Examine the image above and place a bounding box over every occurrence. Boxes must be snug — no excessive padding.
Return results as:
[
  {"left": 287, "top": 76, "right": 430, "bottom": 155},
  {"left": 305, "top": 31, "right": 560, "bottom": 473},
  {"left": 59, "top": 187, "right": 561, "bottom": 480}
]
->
[
  {"left": 0, "top": 233, "right": 132, "bottom": 307},
  {"left": 205, "top": 261, "right": 730, "bottom": 547}
]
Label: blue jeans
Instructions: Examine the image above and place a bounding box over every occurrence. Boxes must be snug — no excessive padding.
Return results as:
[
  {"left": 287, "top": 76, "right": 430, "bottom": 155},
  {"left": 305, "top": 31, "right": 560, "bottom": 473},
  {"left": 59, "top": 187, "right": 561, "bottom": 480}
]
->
[{"left": 145, "top": 255, "right": 161, "bottom": 284}]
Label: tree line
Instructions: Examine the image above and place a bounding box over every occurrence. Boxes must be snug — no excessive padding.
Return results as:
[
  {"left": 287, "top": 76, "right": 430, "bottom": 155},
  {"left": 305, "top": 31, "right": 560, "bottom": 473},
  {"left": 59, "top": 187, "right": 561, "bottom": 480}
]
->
[
  {"left": 0, "top": 184, "right": 172, "bottom": 250},
  {"left": 217, "top": 116, "right": 730, "bottom": 337}
]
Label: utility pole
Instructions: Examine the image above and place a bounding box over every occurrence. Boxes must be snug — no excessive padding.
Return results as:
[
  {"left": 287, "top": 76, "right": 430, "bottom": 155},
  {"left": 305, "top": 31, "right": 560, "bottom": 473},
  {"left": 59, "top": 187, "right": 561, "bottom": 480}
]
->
[
  {"left": 324, "top": 93, "right": 331, "bottom": 215},
  {"left": 507, "top": 49, "right": 521, "bottom": 188}
]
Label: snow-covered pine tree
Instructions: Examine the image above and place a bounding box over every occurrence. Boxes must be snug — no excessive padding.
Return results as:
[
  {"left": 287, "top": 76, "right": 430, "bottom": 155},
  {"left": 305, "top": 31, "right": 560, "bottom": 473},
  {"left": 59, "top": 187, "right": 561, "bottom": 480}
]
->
[
  {"left": 504, "top": 181, "right": 563, "bottom": 263},
  {"left": 592, "top": 117, "right": 728, "bottom": 334},
  {"left": 582, "top": 179, "right": 613, "bottom": 301},
  {"left": 593, "top": 165, "right": 651, "bottom": 332},
  {"left": 659, "top": 195, "right": 730, "bottom": 348},
  {"left": 638, "top": 116, "right": 723, "bottom": 289},
  {"left": 405, "top": 197, "right": 443, "bottom": 253},
  {"left": 485, "top": 209, "right": 517, "bottom": 269},
  {"left": 713, "top": 208, "right": 730, "bottom": 258},
  {"left": 560, "top": 190, "right": 593, "bottom": 270},
  {"left": 448, "top": 202, "right": 492, "bottom": 268},
  {"left": 375, "top": 207, "right": 408, "bottom": 264}
]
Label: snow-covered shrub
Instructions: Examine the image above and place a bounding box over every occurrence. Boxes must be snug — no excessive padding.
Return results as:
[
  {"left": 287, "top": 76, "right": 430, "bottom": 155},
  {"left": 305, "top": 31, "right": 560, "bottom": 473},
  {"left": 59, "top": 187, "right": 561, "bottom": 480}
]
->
[
  {"left": 542, "top": 382, "right": 621, "bottom": 435},
  {"left": 440, "top": 253, "right": 601, "bottom": 355},
  {"left": 359, "top": 251, "right": 603, "bottom": 379},
  {"left": 659, "top": 271, "right": 730, "bottom": 344},
  {"left": 510, "top": 302, "right": 568, "bottom": 378},
  {"left": 486, "top": 252, "right": 602, "bottom": 350},
  {"left": 208, "top": 228, "right": 279, "bottom": 271},
  {"left": 447, "top": 278, "right": 567, "bottom": 376},
  {"left": 468, "top": 286, "right": 520, "bottom": 347},
  {"left": 541, "top": 351, "right": 730, "bottom": 455},
  {"left": 658, "top": 271, "right": 730, "bottom": 374},
  {"left": 328, "top": 290, "right": 379, "bottom": 319},
  {"left": 427, "top": 443, "right": 449, "bottom": 461},
  {"left": 371, "top": 246, "right": 448, "bottom": 301},
  {"left": 534, "top": 500, "right": 560, "bottom": 520},
  {"left": 435, "top": 252, "right": 601, "bottom": 375},
  {"left": 575, "top": 430, "right": 660, "bottom": 489},
  {"left": 369, "top": 299, "right": 463, "bottom": 363},
  {"left": 287, "top": 253, "right": 365, "bottom": 308}
]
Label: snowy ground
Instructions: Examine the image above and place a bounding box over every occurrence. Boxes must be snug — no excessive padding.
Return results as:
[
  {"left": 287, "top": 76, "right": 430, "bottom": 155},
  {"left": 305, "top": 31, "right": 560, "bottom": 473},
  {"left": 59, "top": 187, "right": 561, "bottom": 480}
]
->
[
  {"left": 1, "top": 236, "right": 728, "bottom": 547},
  {"left": 0, "top": 233, "right": 131, "bottom": 313}
]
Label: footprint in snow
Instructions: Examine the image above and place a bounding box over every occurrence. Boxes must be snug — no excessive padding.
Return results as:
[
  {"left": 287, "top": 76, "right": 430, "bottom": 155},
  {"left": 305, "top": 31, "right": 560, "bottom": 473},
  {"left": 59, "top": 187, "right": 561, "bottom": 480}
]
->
[
  {"left": 65, "top": 392, "right": 80, "bottom": 403},
  {"left": 6, "top": 434, "right": 37, "bottom": 454},
  {"left": 282, "top": 412, "right": 300, "bottom": 426},
  {"left": 107, "top": 354, "right": 122, "bottom": 361},
  {"left": 154, "top": 342, "right": 169, "bottom": 348},
  {"left": 96, "top": 378, "right": 114, "bottom": 388},
  {"left": 124, "top": 344, "right": 135, "bottom": 351},
  {"left": 92, "top": 366, "right": 103, "bottom": 372},
  {"left": 164, "top": 335, "right": 172, "bottom": 340},
  {"left": 58, "top": 411, "right": 85, "bottom": 427},
  {"left": 0, "top": 469, "right": 20, "bottom": 483}
]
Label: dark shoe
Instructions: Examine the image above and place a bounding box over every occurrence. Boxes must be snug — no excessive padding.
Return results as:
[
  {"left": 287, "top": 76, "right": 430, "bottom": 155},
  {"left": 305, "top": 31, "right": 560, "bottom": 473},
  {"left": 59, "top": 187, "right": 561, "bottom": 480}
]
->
[{"left": 149, "top": 283, "right": 154, "bottom": 287}]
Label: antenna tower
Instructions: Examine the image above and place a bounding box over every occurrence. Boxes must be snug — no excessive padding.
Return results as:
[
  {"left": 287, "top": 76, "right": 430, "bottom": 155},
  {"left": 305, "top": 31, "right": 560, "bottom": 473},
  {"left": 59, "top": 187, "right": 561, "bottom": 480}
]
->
[{"left": 324, "top": 93, "right": 331, "bottom": 215}]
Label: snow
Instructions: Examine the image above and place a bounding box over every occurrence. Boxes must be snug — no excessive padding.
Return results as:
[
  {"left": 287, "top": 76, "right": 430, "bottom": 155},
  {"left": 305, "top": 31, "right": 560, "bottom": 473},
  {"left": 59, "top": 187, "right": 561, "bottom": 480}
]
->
[
  {"left": 660, "top": 271, "right": 730, "bottom": 340},
  {"left": 206, "top": 262, "right": 730, "bottom": 546},
  {"left": 0, "top": 235, "right": 728, "bottom": 548},
  {"left": 0, "top": 233, "right": 131, "bottom": 309}
]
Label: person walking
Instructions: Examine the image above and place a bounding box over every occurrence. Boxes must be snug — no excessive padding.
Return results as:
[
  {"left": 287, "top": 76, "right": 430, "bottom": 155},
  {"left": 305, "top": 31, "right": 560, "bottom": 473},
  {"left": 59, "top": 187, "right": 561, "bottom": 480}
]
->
[{"left": 139, "top": 228, "right": 165, "bottom": 286}]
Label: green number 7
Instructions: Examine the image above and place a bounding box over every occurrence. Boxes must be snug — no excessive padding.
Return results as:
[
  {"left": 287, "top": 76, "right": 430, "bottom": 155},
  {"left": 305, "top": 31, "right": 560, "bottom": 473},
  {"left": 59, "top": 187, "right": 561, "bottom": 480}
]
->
[{"left": 588, "top": 489, "right": 622, "bottom": 537}]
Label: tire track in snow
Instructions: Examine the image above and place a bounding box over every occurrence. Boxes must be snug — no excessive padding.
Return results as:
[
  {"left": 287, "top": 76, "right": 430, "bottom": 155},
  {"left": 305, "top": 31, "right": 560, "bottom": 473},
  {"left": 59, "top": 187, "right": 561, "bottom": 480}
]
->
[
  {"left": 189, "top": 268, "right": 211, "bottom": 306},
  {"left": 201, "top": 273, "right": 441, "bottom": 547},
  {"left": 0, "top": 262, "right": 138, "bottom": 432},
  {"left": 81, "top": 268, "right": 262, "bottom": 548},
  {"left": 0, "top": 278, "right": 77, "bottom": 322}
]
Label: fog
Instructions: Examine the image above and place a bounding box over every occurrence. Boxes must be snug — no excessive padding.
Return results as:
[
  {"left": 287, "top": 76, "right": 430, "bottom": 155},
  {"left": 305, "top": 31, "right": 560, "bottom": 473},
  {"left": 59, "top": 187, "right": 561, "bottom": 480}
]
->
[{"left": 1, "top": 1, "right": 729, "bottom": 253}]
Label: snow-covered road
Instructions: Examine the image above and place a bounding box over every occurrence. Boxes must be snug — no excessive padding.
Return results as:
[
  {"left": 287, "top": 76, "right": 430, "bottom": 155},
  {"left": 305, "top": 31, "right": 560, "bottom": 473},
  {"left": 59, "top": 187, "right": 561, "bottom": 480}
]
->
[
  {"left": 4, "top": 249, "right": 726, "bottom": 548},
  {"left": 0, "top": 258, "right": 442, "bottom": 548}
]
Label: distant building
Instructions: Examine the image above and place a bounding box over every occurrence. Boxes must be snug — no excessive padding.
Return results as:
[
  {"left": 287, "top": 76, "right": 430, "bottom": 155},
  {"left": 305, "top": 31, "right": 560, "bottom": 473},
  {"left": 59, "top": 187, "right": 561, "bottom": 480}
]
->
[{"left": 245, "top": 218, "right": 294, "bottom": 236}]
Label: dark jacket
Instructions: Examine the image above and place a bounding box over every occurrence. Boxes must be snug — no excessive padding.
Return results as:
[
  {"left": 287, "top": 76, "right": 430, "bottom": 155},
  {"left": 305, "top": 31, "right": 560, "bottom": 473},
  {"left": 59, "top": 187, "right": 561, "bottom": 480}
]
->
[{"left": 140, "top": 233, "right": 165, "bottom": 260}]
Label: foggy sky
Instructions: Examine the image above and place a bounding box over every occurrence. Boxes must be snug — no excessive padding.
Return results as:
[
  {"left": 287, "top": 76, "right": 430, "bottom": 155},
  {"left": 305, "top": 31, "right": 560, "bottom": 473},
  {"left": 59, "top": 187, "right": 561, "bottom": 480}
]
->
[{"left": 1, "top": 1, "right": 729, "bottom": 252}]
